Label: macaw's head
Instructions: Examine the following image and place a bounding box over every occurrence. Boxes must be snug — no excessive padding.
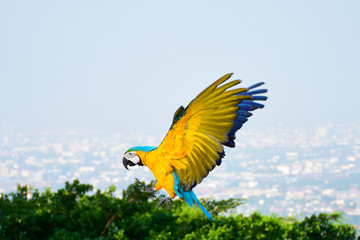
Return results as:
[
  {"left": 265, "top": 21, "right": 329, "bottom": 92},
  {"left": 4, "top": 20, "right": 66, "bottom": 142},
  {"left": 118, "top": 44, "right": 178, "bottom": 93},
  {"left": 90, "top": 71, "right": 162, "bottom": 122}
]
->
[{"left": 122, "top": 146, "right": 157, "bottom": 170}]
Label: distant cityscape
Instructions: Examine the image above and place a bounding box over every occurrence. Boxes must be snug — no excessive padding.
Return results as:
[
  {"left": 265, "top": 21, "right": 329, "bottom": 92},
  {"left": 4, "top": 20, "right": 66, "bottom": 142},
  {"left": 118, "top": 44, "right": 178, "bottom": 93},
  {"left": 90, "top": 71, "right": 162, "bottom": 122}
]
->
[{"left": 0, "top": 123, "right": 359, "bottom": 225}]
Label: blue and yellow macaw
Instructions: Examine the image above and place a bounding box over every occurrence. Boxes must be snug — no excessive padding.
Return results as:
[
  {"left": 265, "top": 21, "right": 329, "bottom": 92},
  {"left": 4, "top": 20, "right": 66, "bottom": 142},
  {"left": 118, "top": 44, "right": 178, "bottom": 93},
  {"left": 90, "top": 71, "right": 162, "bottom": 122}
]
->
[{"left": 123, "top": 73, "right": 267, "bottom": 221}]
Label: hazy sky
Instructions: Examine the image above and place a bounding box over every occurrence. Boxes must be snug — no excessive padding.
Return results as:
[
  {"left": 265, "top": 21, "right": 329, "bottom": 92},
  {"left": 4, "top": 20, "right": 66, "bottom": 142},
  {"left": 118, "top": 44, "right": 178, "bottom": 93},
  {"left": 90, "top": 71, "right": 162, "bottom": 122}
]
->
[{"left": 1, "top": 1, "right": 359, "bottom": 135}]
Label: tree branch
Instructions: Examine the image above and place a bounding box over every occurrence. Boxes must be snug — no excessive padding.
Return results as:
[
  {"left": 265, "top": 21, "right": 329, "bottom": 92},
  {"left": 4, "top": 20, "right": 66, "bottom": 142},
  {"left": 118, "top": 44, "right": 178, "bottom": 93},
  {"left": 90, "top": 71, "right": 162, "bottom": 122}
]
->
[{"left": 100, "top": 211, "right": 118, "bottom": 237}]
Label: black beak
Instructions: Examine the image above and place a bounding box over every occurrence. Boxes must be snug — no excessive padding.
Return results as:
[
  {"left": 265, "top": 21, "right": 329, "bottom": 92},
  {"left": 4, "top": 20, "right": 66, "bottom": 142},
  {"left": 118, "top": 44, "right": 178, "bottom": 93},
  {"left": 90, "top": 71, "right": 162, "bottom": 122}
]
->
[{"left": 123, "top": 157, "right": 129, "bottom": 170}]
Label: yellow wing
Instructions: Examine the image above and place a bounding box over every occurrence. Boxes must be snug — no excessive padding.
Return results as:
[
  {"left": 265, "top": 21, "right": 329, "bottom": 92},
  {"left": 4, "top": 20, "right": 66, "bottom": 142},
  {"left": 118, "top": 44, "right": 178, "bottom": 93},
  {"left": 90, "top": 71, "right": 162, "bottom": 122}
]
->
[{"left": 154, "top": 73, "right": 252, "bottom": 191}]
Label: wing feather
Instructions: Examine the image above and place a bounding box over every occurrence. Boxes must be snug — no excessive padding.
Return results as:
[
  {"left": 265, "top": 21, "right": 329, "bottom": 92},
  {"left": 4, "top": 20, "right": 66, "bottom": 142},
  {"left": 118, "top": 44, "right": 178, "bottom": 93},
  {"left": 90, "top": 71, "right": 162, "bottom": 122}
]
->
[
  {"left": 154, "top": 73, "right": 266, "bottom": 191},
  {"left": 194, "top": 73, "right": 233, "bottom": 103}
]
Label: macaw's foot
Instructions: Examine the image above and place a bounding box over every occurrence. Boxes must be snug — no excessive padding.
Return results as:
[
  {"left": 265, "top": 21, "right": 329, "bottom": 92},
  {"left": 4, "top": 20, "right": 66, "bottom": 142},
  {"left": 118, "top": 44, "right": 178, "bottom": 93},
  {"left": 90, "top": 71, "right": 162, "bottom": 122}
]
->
[
  {"left": 135, "top": 178, "right": 157, "bottom": 198},
  {"left": 158, "top": 197, "right": 173, "bottom": 210}
]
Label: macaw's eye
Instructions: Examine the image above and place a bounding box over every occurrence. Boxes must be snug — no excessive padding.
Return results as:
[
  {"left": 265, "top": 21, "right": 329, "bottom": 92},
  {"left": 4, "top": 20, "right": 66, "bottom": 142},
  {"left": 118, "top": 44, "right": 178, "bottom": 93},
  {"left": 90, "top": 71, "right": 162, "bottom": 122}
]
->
[{"left": 126, "top": 152, "right": 135, "bottom": 158}]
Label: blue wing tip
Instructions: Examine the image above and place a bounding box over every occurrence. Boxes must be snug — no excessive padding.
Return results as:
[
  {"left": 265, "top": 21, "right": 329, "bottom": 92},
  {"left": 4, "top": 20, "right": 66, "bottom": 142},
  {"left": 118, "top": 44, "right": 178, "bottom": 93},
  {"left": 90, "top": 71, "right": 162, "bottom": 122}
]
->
[
  {"left": 248, "top": 82, "right": 265, "bottom": 90},
  {"left": 251, "top": 96, "right": 268, "bottom": 101},
  {"left": 225, "top": 81, "right": 267, "bottom": 148}
]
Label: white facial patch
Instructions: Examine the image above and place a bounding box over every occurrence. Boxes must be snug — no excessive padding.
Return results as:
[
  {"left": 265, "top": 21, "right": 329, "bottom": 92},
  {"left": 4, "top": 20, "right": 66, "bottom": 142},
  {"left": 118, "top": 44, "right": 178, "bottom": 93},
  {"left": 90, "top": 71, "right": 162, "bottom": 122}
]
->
[{"left": 124, "top": 151, "right": 141, "bottom": 165}]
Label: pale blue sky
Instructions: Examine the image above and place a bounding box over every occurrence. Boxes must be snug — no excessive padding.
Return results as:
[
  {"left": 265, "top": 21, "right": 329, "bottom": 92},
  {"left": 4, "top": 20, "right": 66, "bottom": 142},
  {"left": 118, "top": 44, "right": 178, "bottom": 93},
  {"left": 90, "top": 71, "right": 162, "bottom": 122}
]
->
[{"left": 0, "top": 1, "right": 359, "bottom": 135}]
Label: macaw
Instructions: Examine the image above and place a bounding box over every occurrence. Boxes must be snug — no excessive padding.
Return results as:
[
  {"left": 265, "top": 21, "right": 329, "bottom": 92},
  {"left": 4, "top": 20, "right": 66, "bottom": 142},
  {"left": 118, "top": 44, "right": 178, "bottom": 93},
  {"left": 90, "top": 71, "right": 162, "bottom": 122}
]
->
[{"left": 123, "top": 73, "right": 267, "bottom": 221}]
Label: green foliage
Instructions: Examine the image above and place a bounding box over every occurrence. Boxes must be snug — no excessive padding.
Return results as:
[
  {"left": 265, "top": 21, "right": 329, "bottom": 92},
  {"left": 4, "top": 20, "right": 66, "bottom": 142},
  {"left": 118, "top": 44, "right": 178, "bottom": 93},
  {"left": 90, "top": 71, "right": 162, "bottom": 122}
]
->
[{"left": 0, "top": 179, "right": 359, "bottom": 239}]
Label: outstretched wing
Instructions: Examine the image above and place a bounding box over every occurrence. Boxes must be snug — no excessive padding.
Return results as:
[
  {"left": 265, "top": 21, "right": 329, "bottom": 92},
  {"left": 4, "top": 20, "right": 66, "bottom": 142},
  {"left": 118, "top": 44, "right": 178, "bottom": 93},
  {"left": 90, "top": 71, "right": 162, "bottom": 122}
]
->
[{"left": 154, "top": 73, "right": 267, "bottom": 191}]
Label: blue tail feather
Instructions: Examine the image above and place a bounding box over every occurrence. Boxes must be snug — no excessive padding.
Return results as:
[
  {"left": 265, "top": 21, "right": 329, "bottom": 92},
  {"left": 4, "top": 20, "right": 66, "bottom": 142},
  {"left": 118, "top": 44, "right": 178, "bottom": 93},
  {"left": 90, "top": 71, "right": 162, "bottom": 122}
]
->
[
  {"left": 173, "top": 172, "right": 214, "bottom": 221},
  {"left": 182, "top": 191, "right": 194, "bottom": 207},
  {"left": 198, "top": 202, "right": 214, "bottom": 221},
  {"left": 190, "top": 190, "right": 214, "bottom": 221}
]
